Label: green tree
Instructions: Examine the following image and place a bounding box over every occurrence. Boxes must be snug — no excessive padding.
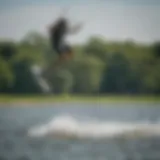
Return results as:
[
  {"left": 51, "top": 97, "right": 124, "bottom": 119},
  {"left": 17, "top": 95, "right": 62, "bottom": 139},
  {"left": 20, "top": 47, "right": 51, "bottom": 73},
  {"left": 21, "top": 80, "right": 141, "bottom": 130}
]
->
[
  {"left": 71, "top": 55, "right": 105, "bottom": 94},
  {"left": 11, "top": 60, "right": 42, "bottom": 93},
  {"left": 100, "top": 52, "right": 141, "bottom": 94},
  {"left": 0, "top": 58, "right": 14, "bottom": 92},
  {"left": 84, "top": 37, "right": 108, "bottom": 61},
  {"left": 0, "top": 42, "right": 16, "bottom": 61},
  {"left": 152, "top": 42, "right": 160, "bottom": 58}
]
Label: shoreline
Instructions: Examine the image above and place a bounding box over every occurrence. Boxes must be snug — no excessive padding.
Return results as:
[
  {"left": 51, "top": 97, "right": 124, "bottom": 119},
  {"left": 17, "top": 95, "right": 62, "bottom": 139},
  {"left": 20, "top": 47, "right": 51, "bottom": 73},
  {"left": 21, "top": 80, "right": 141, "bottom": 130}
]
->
[{"left": 0, "top": 95, "right": 160, "bottom": 105}]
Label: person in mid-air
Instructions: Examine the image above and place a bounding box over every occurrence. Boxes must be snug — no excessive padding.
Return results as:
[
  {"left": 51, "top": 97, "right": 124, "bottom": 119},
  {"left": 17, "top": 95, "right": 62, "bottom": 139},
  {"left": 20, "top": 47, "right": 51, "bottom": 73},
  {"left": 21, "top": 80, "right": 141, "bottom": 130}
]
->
[{"left": 44, "top": 17, "right": 83, "bottom": 78}]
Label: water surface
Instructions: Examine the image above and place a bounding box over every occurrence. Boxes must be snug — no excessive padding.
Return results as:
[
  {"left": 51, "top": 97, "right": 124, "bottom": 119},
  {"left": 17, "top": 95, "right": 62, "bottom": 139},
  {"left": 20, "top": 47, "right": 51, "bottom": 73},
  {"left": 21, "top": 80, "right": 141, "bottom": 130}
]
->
[{"left": 0, "top": 102, "right": 160, "bottom": 160}]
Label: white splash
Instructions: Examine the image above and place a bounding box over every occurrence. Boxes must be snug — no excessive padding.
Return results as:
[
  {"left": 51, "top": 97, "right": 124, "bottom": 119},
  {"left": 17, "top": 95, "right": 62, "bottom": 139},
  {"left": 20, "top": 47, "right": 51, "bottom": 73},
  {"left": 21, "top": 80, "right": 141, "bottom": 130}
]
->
[
  {"left": 27, "top": 115, "right": 160, "bottom": 140},
  {"left": 30, "top": 65, "right": 51, "bottom": 93}
]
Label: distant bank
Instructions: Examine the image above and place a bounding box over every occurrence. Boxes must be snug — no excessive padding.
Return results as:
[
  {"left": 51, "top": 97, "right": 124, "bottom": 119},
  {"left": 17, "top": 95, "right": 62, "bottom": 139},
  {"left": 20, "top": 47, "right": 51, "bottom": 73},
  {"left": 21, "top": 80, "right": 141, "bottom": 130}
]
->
[{"left": 0, "top": 95, "right": 159, "bottom": 105}]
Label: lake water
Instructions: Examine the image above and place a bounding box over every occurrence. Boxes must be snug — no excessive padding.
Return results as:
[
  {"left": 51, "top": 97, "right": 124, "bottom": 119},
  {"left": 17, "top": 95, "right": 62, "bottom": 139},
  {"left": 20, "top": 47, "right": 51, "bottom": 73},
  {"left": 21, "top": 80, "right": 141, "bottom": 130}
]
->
[{"left": 0, "top": 102, "right": 160, "bottom": 160}]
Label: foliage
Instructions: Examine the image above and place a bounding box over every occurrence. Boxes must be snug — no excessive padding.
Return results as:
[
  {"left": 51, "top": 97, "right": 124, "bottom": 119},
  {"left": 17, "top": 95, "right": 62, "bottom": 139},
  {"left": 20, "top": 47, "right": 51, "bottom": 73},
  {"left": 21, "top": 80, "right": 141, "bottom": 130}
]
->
[{"left": 0, "top": 32, "right": 159, "bottom": 95}]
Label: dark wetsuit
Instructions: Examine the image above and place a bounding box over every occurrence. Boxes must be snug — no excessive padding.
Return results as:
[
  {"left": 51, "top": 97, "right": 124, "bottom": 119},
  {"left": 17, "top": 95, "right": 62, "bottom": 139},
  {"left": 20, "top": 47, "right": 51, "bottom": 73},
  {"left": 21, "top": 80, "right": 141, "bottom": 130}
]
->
[{"left": 49, "top": 19, "right": 71, "bottom": 55}]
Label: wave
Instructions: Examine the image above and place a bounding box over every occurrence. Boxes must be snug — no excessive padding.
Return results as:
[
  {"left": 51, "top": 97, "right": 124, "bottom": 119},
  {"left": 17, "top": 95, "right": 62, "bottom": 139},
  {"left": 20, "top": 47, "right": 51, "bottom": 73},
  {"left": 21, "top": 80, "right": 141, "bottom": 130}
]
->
[{"left": 27, "top": 115, "right": 160, "bottom": 140}]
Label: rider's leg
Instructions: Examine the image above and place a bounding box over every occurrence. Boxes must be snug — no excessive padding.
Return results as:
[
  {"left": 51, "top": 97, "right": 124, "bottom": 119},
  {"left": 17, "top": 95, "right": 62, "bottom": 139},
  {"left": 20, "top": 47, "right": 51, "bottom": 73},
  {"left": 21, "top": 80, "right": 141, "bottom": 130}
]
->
[{"left": 44, "top": 46, "right": 73, "bottom": 79}]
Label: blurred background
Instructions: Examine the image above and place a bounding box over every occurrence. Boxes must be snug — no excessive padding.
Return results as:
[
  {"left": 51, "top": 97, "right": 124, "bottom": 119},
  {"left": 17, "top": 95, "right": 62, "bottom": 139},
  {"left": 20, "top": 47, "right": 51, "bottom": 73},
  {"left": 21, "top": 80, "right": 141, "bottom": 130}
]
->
[
  {"left": 0, "top": 1, "right": 160, "bottom": 160},
  {"left": 0, "top": 0, "right": 159, "bottom": 97}
]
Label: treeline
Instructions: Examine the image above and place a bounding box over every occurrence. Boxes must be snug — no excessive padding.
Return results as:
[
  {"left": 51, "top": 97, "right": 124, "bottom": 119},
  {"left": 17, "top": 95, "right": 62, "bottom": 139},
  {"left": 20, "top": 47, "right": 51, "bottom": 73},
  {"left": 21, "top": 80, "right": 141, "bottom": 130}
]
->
[{"left": 0, "top": 31, "right": 160, "bottom": 95}]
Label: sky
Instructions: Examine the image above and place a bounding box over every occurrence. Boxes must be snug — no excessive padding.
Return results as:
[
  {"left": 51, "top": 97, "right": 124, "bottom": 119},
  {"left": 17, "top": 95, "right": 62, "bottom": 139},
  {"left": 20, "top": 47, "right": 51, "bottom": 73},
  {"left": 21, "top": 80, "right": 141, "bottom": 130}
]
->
[{"left": 0, "top": 0, "right": 160, "bottom": 44}]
